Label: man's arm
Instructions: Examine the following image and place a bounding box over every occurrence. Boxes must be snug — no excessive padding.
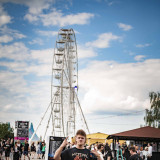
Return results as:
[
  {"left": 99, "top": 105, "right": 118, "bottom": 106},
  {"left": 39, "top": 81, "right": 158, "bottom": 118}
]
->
[
  {"left": 54, "top": 137, "right": 68, "bottom": 160},
  {"left": 91, "top": 150, "right": 102, "bottom": 160}
]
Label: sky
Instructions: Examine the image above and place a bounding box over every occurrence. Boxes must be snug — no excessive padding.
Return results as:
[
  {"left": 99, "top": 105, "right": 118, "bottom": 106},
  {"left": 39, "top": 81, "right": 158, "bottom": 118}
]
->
[{"left": 0, "top": 0, "right": 160, "bottom": 137}]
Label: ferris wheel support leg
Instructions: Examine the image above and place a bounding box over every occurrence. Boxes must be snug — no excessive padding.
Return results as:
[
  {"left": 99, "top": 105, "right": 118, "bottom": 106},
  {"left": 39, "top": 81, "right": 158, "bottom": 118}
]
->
[
  {"left": 74, "top": 91, "right": 90, "bottom": 134},
  {"left": 43, "top": 107, "right": 53, "bottom": 140},
  {"left": 29, "top": 101, "right": 51, "bottom": 144}
]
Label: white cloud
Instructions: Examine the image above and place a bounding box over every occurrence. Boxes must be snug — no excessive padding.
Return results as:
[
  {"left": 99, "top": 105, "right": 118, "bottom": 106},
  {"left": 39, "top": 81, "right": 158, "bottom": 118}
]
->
[
  {"left": 134, "top": 55, "right": 146, "bottom": 61},
  {"left": 0, "top": 26, "right": 26, "bottom": 42},
  {"left": 86, "top": 32, "right": 121, "bottom": 48},
  {"left": 79, "top": 59, "right": 160, "bottom": 114},
  {"left": 29, "top": 38, "right": 44, "bottom": 45},
  {"left": 117, "top": 23, "right": 133, "bottom": 31},
  {"left": 30, "top": 48, "right": 53, "bottom": 64},
  {"left": 78, "top": 45, "right": 97, "bottom": 59},
  {"left": 0, "top": 42, "right": 29, "bottom": 61},
  {"left": 37, "top": 30, "right": 58, "bottom": 37},
  {"left": 39, "top": 10, "right": 94, "bottom": 27},
  {"left": 0, "top": 5, "right": 12, "bottom": 26},
  {"left": 0, "top": 35, "right": 13, "bottom": 43},
  {"left": 0, "top": 0, "right": 51, "bottom": 15},
  {"left": 136, "top": 43, "right": 151, "bottom": 48}
]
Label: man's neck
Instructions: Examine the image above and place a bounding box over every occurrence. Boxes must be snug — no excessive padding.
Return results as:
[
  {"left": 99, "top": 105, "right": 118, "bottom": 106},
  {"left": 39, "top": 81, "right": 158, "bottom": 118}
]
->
[{"left": 76, "top": 144, "right": 84, "bottom": 149}]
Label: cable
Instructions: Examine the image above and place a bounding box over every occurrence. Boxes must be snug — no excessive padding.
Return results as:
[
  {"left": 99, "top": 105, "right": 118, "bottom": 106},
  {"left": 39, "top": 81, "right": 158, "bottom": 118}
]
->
[{"left": 86, "top": 109, "right": 145, "bottom": 120}]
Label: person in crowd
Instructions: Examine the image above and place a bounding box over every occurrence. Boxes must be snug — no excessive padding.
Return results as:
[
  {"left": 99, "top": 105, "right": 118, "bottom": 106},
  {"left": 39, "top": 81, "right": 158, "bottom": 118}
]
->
[
  {"left": 41, "top": 142, "right": 46, "bottom": 159},
  {"left": 17, "top": 140, "right": 23, "bottom": 160},
  {"left": 23, "top": 140, "right": 30, "bottom": 160},
  {"left": 139, "top": 147, "right": 143, "bottom": 159},
  {"left": 123, "top": 147, "right": 130, "bottom": 160},
  {"left": 129, "top": 147, "right": 142, "bottom": 160},
  {"left": 0, "top": 140, "right": 3, "bottom": 160},
  {"left": 143, "top": 147, "right": 149, "bottom": 160},
  {"left": 4, "top": 140, "right": 11, "bottom": 160},
  {"left": 147, "top": 143, "right": 152, "bottom": 160},
  {"left": 116, "top": 146, "right": 123, "bottom": 160},
  {"left": 97, "top": 144, "right": 104, "bottom": 160},
  {"left": 37, "top": 142, "right": 41, "bottom": 159},
  {"left": 13, "top": 142, "right": 20, "bottom": 160},
  {"left": 135, "top": 145, "right": 140, "bottom": 155},
  {"left": 54, "top": 129, "right": 102, "bottom": 160},
  {"left": 104, "top": 145, "right": 112, "bottom": 160},
  {"left": 30, "top": 142, "right": 36, "bottom": 159},
  {"left": 10, "top": 138, "right": 14, "bottom": 160}
]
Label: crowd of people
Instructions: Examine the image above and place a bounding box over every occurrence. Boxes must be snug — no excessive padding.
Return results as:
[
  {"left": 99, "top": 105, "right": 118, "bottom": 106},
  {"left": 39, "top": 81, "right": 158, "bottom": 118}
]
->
[
  {"left": 54, "top": 129, "right": 153, "bottom": 160},
  {"left": 63, "top": 141, "right": 153, "bottom": 160},
  {"left": 0, "top": 130, "right": 154, "bottom": 160},
  {"left": 0, "top": 138, "right": 46, "bottom": 160}
]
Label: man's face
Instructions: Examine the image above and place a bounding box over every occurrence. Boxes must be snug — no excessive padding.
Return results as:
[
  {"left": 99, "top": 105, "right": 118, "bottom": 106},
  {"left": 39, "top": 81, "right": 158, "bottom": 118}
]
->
[
  {"left": 100, "top": 146, "right": 104, "bottom": 151},
  {"left": 76, "top": 135, "right": 85, "bottom": 146}
]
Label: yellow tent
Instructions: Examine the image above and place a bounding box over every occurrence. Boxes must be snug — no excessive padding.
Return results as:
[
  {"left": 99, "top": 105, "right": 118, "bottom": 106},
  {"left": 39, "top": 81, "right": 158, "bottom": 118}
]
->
[
  {"left": 86, "top": 132, "right": 112, "bottom": 145},
  {"left": 86, "top": 132, "right": 125, "bottom": 146},
  {"left": 71, "top": 132, "right": 125, "bottom": 146}
]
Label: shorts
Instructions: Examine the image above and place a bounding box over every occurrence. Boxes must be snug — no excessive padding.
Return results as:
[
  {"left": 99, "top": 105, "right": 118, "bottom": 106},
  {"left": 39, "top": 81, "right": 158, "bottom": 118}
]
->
[
  {"left": 5, "top": 151, "right": 10, "bottom": 157},
  {"left": 37, "top": 150, "right": 41, "bottom": 154},
  {"left": 23, "top": 151, "right": 28, "bottom": 155}
]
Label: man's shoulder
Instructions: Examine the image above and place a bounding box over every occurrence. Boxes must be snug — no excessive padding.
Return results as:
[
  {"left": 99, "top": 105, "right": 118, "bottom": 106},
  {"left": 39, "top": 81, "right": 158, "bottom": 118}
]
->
[{"left": 130, "top": 154, "right": 142, "bottom": 160}]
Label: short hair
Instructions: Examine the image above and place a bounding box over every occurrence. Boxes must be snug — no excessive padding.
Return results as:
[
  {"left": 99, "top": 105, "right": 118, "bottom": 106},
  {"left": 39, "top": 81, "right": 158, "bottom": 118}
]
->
[
  {"left": 76, "top": 129, "right": 86, "bottom": 138},
  {"left": 97, "top": 144, "right": 104, "bottom": 150},
  {"left": 129, "top": 147, "right": 136, "bottom": 152}
]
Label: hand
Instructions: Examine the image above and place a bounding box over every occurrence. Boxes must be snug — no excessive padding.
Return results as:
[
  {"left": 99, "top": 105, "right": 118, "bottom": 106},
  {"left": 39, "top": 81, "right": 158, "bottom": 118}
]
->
[
  {"left": 60, "top": 137, "right": 68, "bottom": 148},
  {"left": 91, "top": 150, "right": 100, "bottom": 158}
]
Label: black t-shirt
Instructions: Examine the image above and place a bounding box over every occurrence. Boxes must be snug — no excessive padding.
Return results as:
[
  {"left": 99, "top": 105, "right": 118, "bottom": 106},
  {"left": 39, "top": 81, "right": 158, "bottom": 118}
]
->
[
  {"left": 105, "top": 150, "right": 112, "bottom": 160},
  {"left": 129, "top": 154, "right": 142, "bottom": 160},
  {"left": 24, "top": 143, "right": 29, "bottom": 151},
  {"left": 4, "top": 144, "right": 11, "bottom": 152},
  {"left": 61, "top": 147, "right": 97, "bottom": 160}
]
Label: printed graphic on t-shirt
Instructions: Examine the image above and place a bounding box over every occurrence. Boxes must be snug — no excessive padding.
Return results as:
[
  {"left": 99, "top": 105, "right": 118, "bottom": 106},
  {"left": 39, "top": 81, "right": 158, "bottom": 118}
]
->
[{"left": 72, "top": 152, "right": 89, "bottom": 160}]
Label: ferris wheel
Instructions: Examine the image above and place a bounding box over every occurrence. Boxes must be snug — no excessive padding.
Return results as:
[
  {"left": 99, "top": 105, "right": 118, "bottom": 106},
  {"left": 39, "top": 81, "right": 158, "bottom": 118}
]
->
[
  {"left": 50, "top": 28, "right": 78, "bottom": 137},
  {"left": 30, "top": 29, "right": 89, "bottom": 142}
]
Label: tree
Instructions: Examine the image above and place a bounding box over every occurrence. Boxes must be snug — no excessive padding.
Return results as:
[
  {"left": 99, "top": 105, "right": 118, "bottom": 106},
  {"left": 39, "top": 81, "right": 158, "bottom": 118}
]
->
[
  {"left": 144, "top": 92, "right": 160, "bottom": 128},
  {"left": 0, "top": 122, "right": 14, "bottom": 139}
]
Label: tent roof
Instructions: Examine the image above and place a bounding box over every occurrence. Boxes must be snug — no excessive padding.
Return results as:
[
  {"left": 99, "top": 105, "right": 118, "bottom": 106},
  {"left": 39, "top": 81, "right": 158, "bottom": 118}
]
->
[{"left": 107, "top": 126, "right": 160, "bottom": 142}]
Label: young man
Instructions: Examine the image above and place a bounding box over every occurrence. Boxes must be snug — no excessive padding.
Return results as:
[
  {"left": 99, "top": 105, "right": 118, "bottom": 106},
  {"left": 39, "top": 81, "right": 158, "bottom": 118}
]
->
[
  {"left": 129, "top": 147, "right": 142, "bottom": 160},
  {"left": 54, "top": 129, "right": 102, "bottom": 160},
  {"left": 23, "top": 140, "right": 30, "bottom": 160},
  {"left": 97, "top": 144, "right": 104, "bottom": 160}
]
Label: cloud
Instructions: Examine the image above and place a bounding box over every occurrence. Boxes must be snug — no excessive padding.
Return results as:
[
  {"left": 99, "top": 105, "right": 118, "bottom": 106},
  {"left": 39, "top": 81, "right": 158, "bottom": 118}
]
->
[
  {"left": 0, "top": 42, "right": 29, "bottom": 61},
  {"left": 0, "top": 0, "right": 51, "bottom": 15},
  {"left": 86, "top": 32, "right": 121, "bottom": 48},
  {"left": 134, "top": 55, "right": 146, "bottom": 61},
  {"left": 0, "top": 5, "right": 12, "bottom": 27},
  {"left": 136, "top": 43, "right": 151, "bottom": 48},
  {"left": 29, "top": 38, "right": 44, "bottom": 45},
  {"left": 79, "top": 59, "right": 160, "bottom": 114},
  {"left": 117, "top": 23, "right": 133, "bottom": 31},
  {"left": 0, "top": 26, "right": 26, "bottom": 42},
  {"left": 25, "top": 10, "right": 94, "bottom": 27},
  {"left": 78, "top": 45, "right": 97, "bottom": 59},
  {"left": 39, "top": 10, "right": 94, "bottom": 27},
  {"left": 0, "top": 35, "right": 13, "bottom": 43},
  {"left": 37, "top": 30, "right": 58, "bottom": 37}
]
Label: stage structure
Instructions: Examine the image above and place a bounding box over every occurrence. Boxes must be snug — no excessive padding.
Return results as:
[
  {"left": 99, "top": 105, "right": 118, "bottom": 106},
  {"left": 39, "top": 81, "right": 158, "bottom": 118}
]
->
[{"left": 30, "top": 29, "right": 90, "bottom": 142}]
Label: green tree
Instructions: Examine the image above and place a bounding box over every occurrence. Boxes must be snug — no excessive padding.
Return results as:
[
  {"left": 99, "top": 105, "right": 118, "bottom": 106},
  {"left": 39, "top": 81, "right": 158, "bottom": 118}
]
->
[
  {"left": 0, "top": 123, "right": 14, "bottom": 139},
  {"left": 144, "top": 92, "right": 160, "bottom": 128}
]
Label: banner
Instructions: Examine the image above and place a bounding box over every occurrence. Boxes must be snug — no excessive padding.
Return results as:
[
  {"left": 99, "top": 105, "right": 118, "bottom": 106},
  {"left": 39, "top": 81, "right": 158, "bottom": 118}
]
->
[
  {"left": 14, "top": 121, "right": 29, "bottom": 142},
  {"left": 45, "top": 136, "right": 65, "bottom": 160}
]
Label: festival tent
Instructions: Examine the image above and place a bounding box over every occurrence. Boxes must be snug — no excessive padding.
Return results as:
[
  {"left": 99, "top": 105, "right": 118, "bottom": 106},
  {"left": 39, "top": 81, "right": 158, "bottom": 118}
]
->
[
  {"left": 86, "top": 132, "right": 125, "bottom": 145},
  {"left": 29, "top": 122, "right": 40, "bottom": 142},
  {"left": 107, "top": 126, "right": 160, "bottom": 160}
]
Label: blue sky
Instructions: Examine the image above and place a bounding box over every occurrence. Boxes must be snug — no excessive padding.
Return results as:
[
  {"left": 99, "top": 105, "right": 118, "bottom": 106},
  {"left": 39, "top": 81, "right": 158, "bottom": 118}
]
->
[{"left": 0, "top": 0, "right": 160, "bottom": 136}]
